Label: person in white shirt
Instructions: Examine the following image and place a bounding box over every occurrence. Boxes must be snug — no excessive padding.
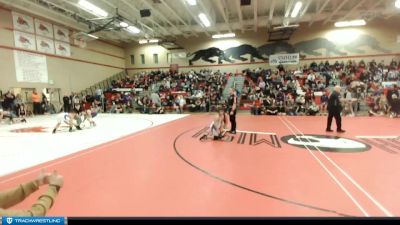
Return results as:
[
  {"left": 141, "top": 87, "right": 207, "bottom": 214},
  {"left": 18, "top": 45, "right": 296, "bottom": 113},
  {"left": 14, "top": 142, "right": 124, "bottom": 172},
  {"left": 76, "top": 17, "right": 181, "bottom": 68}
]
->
[
  {"left": 307, "top": 101, "right": 320, "bottom": 116},
  {"left": 150, "top": 92, "right": 161, "bottom": 107},
  {"left": 195, "top": 90, "right": 203, "bottom": 99},
  {"left": 258, "top": 79, "right": 266, "bottom": 90},
  {"left": 387, "top": 69, "right": 398, "bottom": 81},
  {"left": 176, "top": 95, "right": 186, "bottom": 114},
  {"left": 52, "top": 110, "right": 80, "bottom": 133},
  {"left": 344, "top": 88, "right": 354, "bottom": 116},
  {"left": 200, "top": 110, "right": 228, "bottom": 141},
  {"left": 307, "top": 72, "right": 316, "bottom": 86}
]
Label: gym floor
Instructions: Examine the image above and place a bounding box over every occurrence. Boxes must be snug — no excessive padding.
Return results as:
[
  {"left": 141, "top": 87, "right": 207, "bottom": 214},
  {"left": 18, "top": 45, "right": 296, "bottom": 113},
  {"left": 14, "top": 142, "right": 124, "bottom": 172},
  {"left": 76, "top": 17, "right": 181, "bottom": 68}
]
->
[{"left": 0, "top": 114, "right": 399, "bottom": 217}]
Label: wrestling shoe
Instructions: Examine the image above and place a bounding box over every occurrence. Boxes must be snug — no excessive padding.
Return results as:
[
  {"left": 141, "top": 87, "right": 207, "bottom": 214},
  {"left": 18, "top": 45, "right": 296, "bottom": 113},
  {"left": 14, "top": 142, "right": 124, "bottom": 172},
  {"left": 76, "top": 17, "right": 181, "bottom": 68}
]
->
[
  {"left": 326, "top": 129, "right": 334, "bottom": 132},
  {"left": 52, "top": 129, "right": 56, "bottom": 134},
  {"left": 199, "top": 134, "right": 207, "bottom": 141},
  {"left": 337, "top": 130, "right": 346, "bottom": 133}
]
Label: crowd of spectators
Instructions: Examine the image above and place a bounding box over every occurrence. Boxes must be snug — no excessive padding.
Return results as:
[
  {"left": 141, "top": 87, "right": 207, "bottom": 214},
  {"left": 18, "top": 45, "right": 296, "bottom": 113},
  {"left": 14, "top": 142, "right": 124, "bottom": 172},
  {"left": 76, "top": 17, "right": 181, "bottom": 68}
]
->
[
  {"left": 0, "top": 89, "right": 58, "bottom": 124},
  {"left": 102, "top": 70, "right": 228, "bottom": 114},
  {"left": 84, "top": 59, "right": 400, "bottom": 118},
  {"left": 243, "top": 59, "right": 400, "bottom": 118},
  {"left": 2, "top": 59, "right": 400, "bottom": 123}
]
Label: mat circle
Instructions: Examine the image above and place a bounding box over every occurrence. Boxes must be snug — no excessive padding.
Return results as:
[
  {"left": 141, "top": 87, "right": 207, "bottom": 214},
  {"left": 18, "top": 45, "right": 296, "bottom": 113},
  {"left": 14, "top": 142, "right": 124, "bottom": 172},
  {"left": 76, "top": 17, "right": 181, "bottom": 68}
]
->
[{"left": 281, "top": 134, "right": 371, "bottom": 153}]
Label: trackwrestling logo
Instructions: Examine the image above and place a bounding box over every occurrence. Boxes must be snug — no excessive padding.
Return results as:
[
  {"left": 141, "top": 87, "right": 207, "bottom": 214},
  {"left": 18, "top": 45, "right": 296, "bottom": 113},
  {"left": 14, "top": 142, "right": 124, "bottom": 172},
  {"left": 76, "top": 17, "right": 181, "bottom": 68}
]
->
[{"left": 2, "top": 217, "right": 65, "bottom": 225}]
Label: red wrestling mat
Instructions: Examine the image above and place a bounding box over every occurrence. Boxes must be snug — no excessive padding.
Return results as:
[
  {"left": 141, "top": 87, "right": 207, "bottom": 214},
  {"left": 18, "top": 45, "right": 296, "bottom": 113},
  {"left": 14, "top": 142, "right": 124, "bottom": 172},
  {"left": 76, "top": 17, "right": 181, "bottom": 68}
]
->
[{"left": 0, "top": 115, "right": 399, "bottom": 217}]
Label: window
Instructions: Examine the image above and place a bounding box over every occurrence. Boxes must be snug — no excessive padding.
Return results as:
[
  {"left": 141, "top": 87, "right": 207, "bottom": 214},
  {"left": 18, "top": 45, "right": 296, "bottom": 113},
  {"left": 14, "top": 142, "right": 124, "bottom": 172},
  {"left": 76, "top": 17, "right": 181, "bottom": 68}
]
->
[
  {"left": 167, "top": 53, "right": 172, "bottom": 64},
  {"left": 153, "top": 54, "right": 159, "bottom": 64},
  {"left": 140, "top": 54, "right": 145, "bottom": 64},
  {"left": 130, "top": 55, "right": 135, "bottom": 65}
]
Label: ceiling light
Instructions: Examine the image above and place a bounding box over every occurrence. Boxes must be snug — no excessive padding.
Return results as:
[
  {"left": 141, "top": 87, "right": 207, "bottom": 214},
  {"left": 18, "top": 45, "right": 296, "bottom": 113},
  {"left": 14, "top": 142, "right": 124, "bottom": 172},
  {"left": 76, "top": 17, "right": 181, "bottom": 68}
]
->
[
  {"left": 78, "top": 0, "right": 108, "bottom": 17},
  {"left": 87, "top": 34, "right": 99, "bottom": 39},
  {"left": 138, "top": 39, "right": 159, "bottom": 44},
  {"left": 139, "top": 39, "right": 148, "bottom": 44},
  {"left": 212, "top": 33, "right": 236, "bottom": 39},
  {"left": 198, "top": 13, "right": 211, "bottom": 27},
  {"left": 126, "top": 26, "right": 141, "bottom": 34},
  {"left": 186, "top": 0, "right": 197, "bottom": 6},
  {"left": 273, "top": 24, "right": 299, "bottom": 30},
  {"left": 119, "top": 22, "right": 129, "bottom": 28},
  {"left": 396, "top": 0, "right": 400, "bottom": 9},
  {"left": 291, "top": 1, "right": 303, "bottom": 18},
  {"left": 334, "top": 19, "right": 366, "bottom": 27}
]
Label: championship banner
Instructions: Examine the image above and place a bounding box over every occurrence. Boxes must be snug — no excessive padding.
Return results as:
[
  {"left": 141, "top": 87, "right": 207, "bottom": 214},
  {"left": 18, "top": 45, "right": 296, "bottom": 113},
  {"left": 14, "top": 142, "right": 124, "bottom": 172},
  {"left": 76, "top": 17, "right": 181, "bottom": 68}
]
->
[
  {"left": 14, "top": 31, "right": 36, "bottom": 51},
  {"left": 55, "top": 41, "right": 71, "bottom": 57},
  {"left": 35, "top": 19, "right": 54, "bottom": 38},
  {"left": 14, "top": 50, "right": 48, "bottom": 83},
  {"left": 36, "top": 36, "right": 55, "bottom": 54},
  {"left": 269, "top": 53, "right": 300, "bottom": 65},
  {"left": 53, "top": 25, "right": 70, "bottom": 43},
  {"left": 12, "top": 12, "right": 34, "bottom": 33}
]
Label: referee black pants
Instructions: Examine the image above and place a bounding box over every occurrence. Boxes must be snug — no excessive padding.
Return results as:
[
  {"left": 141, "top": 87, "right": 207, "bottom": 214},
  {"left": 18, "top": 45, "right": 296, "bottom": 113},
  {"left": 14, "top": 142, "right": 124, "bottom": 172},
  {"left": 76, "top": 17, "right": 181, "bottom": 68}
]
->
[
  {"left": 229, "top": 110, "right": 237, "bottom": 132},
  {"left": 327, "top": 111, "right": 341, "bottom": 131},
  {"left": 33, "top": 102, "right": 41, "bottom": 115}
]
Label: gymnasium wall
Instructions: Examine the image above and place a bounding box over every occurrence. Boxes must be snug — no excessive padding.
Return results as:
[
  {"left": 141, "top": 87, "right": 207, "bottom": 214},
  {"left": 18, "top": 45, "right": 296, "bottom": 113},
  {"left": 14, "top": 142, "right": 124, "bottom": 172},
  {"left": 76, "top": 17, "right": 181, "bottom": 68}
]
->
[
  {"left": 0, "top": 8, "right": 125, "bottom": 95},
  {"left": 125, "top": 18, "right": 400, "bottom": 74}
]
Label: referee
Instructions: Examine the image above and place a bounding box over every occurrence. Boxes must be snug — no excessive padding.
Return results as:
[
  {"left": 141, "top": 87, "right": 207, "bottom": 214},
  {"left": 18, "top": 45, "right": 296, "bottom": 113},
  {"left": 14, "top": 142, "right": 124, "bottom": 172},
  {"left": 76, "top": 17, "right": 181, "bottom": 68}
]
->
[
  {"left": 326, "top": 86, "right": 345, "bottom": 133},
  {"left": 227, "top": 88, "right": 237, "bottom": 134}
]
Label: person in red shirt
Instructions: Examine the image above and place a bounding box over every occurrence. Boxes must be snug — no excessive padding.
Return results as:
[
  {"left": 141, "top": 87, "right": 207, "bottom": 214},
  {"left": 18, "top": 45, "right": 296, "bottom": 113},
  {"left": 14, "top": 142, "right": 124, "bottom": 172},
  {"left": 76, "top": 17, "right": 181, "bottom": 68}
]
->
[{"left": 251, "top": 98, "right": 262, "bottom": 115}]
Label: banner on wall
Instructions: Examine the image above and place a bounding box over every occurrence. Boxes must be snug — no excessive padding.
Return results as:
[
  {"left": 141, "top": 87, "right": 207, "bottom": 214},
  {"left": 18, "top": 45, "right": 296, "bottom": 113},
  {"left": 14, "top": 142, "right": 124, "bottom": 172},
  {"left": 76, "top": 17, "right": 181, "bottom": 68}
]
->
[
  {"left": 12, "top": 12, "right": 34, "bottom": 33},
  {"left": 14, "top": 31, "right": 36, "bottom": 51},
  {"left": 14, "top": 50, "right": 48, "bottom": 83},
  {"left": 36, "top": 36, "right": 55, "bottom": 54},
  {"left": 55, "top": 41, "right": 71, "bottom": 57},
  {"left": 53, "top": 25, "right": 70, "bottom": 43},
  {"left": 269, "top": 53, "right": 300, "bottom": 65},
  {"left": 35, "top": 19, "right": 54, "bottom": 38}
]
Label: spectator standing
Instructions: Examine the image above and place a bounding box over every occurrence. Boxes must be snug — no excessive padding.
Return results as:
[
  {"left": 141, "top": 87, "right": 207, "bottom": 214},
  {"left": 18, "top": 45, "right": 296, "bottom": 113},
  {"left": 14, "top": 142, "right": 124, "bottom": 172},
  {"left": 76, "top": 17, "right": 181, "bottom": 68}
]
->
[
  {"left": 14, "top": 94, "right": 23, "bottom": 117},
  {"left": 63, "top": 94, "right": 71, "bottom": 113},
  {"left": 32, "top": 89, "right": 41, "bottom": 115},
  {"left": 178, "top": 95, "right": 186, "bottom": 114},
  {"left": 344, "top": 88, "right": 354, "bottom": 116},
  {"left": 320, "top": 92, "right": 329, "bottom": 113},
  {"left": 3, "top": 91, "right": 15, "bottom": 111}
]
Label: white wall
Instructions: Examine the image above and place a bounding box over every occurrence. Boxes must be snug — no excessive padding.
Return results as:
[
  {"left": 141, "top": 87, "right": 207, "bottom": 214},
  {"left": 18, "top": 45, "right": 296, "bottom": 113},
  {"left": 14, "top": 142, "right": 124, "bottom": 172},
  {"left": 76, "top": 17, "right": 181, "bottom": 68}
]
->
[
  {"left": 0, "top": 8, "right": 125, "bottom": 94},
  {"left": 125, "top": 18, "right": 400, "bottom": 75}
]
